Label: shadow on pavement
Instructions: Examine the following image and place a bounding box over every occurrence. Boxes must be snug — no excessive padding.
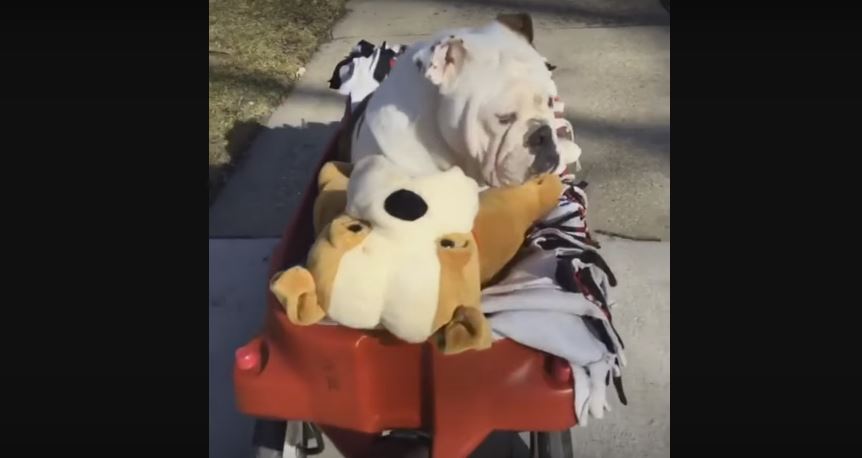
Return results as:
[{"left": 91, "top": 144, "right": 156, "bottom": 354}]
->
[
  {"left": 209, "top": 120, "right": 341, "bottom": 237},
  {"left": 210, "top": 120, "right": 266, "bottom": 205},
  {"left": 408, "top": 0, "right": 669, "bottom": 26},
  {"left": 567, "top": 114, "right": 670, "bottom": 160},
  {"left": 210, "top": 238, "right": 282, "bottom": 458}
]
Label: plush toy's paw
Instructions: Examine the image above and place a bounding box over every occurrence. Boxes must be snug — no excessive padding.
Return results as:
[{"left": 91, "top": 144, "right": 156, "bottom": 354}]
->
[
  {"left": 438, "top": 306, "right": 492, "bottom": 355},
  {"left": 327, "top": 215, "right": 371, "bottom": 249},
  {"left": 529, "top": 172, "right": 564, "bottom": 190},
  {"left": 530, "top": 173, "right": 565, "bottom": 210},
  {"left": 270, "top": 267, "right": 326, "bottom": 325}
]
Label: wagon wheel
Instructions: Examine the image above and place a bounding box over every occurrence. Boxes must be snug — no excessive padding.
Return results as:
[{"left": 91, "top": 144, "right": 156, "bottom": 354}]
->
[
  {"left": 529, "top": 430, "right": 574, "bottom": 458},
  {"left": 253, "top": 447, "right": 282, "bottom": 458},
  {"left": 252, "top": 420, "right": 286, "bottom": 458},
  {"left": 252, "top": 420, "right": 325, "bottom": 457}
]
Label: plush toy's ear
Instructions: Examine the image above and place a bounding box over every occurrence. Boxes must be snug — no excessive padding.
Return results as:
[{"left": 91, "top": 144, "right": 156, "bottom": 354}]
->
[
  {"left": 313, "top": 161, "right": 354, "bottom": 235},
  {"left": 318, "top": 161, "right": 353, "bottom": 190},
  {"left": 496, "top": 12, "right": 534, "bottom": 44},
  {"left": 532, "top": 173, "right": 566, "bottom": 211},
  {"left": 437, "top": 306, "right": 492, "bottom": 355},
  {"left": 270, "top": 267, "right": 326, "bottom": 325},
  {"left": 420, "top": 37, "right": 467, "bottom": 88}
]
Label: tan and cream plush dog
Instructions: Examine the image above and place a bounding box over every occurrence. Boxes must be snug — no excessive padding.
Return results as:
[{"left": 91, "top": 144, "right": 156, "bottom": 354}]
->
[{"left": 271, "top": 156, "right": 562, "bottom": 354}]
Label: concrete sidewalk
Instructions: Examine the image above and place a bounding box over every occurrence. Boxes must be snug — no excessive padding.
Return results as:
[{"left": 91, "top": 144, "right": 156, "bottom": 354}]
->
[
  {"left": 209, "top": 0, "right": 669, "bottom": 241},
  {"left": 209, "top": 238, "right": 279, "bottom": 458},
  {"left": 209, "top": 1, "right": 669, "bottom": 457}
]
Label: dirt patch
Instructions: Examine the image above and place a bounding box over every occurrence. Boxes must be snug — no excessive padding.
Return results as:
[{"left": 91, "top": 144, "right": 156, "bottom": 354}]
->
[{"left": 209, "top": 0, "right": 347, "bottom": 203}]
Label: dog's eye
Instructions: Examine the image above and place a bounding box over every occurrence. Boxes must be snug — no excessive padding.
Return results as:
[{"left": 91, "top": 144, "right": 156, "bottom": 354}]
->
[
  {"left": 496, "top": 112, "right": 517, "bottom": 125},
  {"left": 546, "top": 62, "right": 557, "bottom": 71}
]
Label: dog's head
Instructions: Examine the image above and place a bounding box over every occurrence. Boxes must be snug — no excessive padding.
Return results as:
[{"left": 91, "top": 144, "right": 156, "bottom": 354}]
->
[{"left": 413, "top": 13, "right": 570, "bottom": 186}]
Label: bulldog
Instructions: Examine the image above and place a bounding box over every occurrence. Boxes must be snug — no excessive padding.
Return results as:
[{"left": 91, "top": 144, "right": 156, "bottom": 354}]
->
[{"left": 346, "top": 13, "right": 581, "bottom": 187}]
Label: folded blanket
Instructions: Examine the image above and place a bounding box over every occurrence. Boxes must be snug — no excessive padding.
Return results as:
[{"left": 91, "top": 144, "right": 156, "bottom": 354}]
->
[{"left": 483, "top": 176, "right": 626, "bottom": 425}]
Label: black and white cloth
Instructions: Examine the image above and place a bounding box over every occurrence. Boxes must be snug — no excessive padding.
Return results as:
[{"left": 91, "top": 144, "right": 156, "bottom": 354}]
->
[
  {"left": 328, "top": 40, "right": 406, "bottom": 110},
  {"left": 327, "top": 40, "right": 625, "bottom": 425},
  {"left": 482, "top": 177, "right": 626, "bottom": 425}
]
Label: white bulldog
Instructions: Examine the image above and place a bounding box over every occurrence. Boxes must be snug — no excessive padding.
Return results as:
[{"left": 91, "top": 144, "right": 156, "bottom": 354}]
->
[{"left": 349, "top": 13, "right": 581, "bottom": 187}]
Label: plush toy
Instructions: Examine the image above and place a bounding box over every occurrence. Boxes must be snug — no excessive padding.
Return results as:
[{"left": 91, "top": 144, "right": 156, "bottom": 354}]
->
[
  {"left": 472, "top": 173, "right": 565, "bottom": 286},
  {"left": 271, "top": 155, "right": 562, "bottom": 354},
  {"left": 311, "top": 160, "right": 564, "bottom": 286},
  {"left": 312, "top": 161, "right": 353, "bottom": 235}
]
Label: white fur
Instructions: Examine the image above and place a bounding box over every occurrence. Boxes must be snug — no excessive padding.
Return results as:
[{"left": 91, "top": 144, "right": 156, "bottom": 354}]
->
[
  {"left": 347, "top": 156, "right": 479, "bottom": 239},
  {"left": 352, "top": 20, "right": 579, "bottom": 186},
  {"left": 328, "top": 237, "right": 391, "bottom": 329},
  {"left": 327, "top": 156, "right": 480, "bottom": 342},
  {"left": 328, "top": 230, "right": 440, "bottom": 342}
]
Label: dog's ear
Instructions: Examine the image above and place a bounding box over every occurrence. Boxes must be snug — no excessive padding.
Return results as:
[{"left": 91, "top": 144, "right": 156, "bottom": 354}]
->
[
  {"left": 420, "top": 37, "right": 467, "bottom": 88},
  {"left": 496, "top": 12, "right": 534, "bottom": 44}
]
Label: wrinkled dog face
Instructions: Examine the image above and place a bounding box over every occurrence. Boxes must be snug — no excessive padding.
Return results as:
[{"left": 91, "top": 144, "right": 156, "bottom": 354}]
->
[
  {"left": 415, "top": 14, "right": 564, "bottom": 186},
  {"left": 472, "top": 77, "right": 561, "bottom": 187}
]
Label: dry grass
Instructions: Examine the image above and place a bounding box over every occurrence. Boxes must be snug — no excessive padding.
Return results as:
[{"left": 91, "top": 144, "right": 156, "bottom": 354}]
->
[{"left": 209, "top": 0, "right": 347, "bottom": 202}]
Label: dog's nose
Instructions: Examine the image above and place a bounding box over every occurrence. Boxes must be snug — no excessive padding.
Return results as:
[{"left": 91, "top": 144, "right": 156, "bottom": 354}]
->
[
  {"left": 384, "top": 189, "right": 428, "bottom": 221},
  {"left": 528, "top": 125, "right": 560, "bottom": 174},
  {"left": 528, "top": 125, "right": 554, "bottom": 148},
  {"left": 532, "top": 150, "right": 560, "bottom": 174}
]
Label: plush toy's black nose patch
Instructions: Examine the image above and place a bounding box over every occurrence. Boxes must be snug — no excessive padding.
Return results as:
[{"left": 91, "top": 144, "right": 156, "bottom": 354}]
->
[{"left": 384, "top": 189, "right": 427, "bottom": 221}]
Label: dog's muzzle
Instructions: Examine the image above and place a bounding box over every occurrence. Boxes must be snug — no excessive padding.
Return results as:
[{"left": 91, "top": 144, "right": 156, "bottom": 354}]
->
[{"left": 527, "top": 124, "right": 560, "bottom": 174}]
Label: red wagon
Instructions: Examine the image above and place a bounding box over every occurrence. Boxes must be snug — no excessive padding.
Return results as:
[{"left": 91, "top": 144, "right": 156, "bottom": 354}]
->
[{"left": 233, "top": 107, "right": 578, "bottom": 458}]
